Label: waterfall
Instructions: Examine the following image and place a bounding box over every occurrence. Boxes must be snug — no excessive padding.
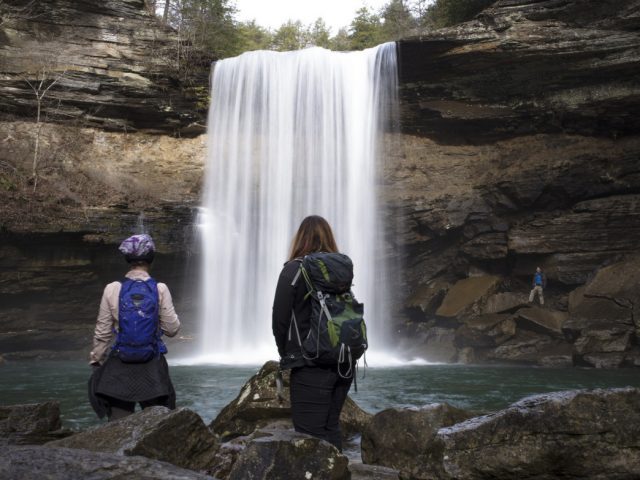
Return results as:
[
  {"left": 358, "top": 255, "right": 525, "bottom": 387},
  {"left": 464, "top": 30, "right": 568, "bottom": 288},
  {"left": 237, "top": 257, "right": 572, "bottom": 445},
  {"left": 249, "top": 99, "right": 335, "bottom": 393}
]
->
[{"left": 195, "top": 43, "right": 397, "bottom": 364}]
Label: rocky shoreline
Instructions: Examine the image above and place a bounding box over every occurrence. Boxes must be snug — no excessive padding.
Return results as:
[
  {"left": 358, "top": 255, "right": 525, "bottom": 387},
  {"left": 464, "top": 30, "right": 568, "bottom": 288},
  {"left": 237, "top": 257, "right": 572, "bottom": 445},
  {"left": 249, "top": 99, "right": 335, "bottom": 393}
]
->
[{"left": 2, "top": 361, "right": 639, "bottom": 479}]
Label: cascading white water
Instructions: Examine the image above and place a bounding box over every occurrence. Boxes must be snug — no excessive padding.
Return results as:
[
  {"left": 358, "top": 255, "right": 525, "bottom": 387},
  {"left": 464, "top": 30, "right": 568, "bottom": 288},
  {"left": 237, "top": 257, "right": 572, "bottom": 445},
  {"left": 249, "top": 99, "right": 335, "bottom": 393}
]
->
[{"left": 195, "top": 43, "right": 397, "bottom": 364}]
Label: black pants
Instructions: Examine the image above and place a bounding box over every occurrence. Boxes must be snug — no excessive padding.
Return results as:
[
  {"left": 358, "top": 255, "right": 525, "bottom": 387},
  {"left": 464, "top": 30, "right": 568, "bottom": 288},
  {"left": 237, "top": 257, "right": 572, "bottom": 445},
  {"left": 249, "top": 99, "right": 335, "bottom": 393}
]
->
[
  {"left": 105, "top": 395, "right": 170, "bottom": 421},
  {"left": 289, "top": 365, "right": 353, "bottom": 451}
]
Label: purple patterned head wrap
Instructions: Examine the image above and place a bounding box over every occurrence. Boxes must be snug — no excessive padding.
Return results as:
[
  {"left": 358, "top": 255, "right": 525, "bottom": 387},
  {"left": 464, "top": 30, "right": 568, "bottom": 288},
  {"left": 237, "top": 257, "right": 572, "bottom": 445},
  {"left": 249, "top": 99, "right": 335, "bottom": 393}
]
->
[{"left": 119, "top": 234, "right": 155, "bottom": 262}]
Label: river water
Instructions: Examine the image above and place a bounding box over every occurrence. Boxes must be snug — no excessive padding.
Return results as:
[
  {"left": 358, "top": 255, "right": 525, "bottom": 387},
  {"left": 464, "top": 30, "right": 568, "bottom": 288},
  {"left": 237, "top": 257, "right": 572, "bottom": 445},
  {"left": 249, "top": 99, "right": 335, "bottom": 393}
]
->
[{"left": 2, "top": 361, "right": 639, "bottom": 431}]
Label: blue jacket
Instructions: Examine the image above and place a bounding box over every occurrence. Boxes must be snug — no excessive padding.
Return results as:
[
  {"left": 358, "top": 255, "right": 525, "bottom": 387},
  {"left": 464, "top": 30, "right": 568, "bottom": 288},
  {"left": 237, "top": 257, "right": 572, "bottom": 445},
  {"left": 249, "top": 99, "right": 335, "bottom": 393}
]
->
[{"left": 533, "top": 272, "right": 547, "bottom": 288}]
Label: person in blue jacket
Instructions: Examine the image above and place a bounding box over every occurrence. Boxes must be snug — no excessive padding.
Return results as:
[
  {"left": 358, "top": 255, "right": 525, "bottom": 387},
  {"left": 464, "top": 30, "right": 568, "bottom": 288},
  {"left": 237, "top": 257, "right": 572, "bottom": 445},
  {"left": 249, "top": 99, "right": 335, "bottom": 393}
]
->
[{"left": 529, "top": 266, "right": 547, "bottom": 305}]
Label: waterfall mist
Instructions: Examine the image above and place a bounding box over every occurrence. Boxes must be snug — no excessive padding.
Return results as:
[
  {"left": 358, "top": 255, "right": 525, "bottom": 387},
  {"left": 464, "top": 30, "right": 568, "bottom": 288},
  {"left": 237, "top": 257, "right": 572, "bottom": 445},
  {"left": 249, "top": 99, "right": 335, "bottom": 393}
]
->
[{"left": 193, "top": 44, "right": 398, "bottom": 365}]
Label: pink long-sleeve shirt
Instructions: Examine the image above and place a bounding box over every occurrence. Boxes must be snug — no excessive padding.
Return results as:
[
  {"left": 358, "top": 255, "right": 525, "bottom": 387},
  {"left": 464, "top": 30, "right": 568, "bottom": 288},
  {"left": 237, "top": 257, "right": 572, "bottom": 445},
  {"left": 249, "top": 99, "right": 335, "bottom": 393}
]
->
[{"left": 90, "top": 269, "right": 181, "bottom": 364}]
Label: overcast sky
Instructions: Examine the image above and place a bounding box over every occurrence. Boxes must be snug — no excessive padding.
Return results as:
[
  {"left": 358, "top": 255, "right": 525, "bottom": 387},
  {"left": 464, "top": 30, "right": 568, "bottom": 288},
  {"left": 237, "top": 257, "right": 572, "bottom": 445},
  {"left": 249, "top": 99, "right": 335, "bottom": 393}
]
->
[{"left": 234, "top": 0, "right": 392, "bottom": 33}]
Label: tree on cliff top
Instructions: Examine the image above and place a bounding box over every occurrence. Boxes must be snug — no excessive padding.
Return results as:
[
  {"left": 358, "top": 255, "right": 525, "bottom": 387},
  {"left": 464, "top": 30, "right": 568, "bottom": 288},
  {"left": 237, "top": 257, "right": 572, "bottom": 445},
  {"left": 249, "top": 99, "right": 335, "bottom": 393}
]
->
[
  {"left": 418, "top": 0, "right": 497, "bottom": 28},
  {"left": 167, "top": 0, "right": 239, "bottom": 58},
  {"left": 154, "top": 0, "right": 498, "bottom": 57},
  {"left": 349, "top": 6, "right": 384, "bottom": 51}
]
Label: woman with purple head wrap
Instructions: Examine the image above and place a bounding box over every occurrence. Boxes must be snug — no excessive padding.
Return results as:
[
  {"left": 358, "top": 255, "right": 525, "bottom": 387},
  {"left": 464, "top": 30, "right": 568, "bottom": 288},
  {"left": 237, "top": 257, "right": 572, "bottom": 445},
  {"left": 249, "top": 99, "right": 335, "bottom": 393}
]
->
[
  {"left": 88, "top": 234, "right": 181, "bottom": 421},
  {"left": 118, "top": 234, "right": 156, "bottom": 264}
]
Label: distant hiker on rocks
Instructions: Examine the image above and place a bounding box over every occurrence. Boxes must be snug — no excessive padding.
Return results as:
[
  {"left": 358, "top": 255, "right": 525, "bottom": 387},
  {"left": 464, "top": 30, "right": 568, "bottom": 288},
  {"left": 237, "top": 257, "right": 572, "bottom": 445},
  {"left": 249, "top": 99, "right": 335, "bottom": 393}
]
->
[
  {"left": 529, "top": 266, "right": 547, "bottom": 305},
  {"left": 88, "top": 234, "right": 181, "bottom": 421},
  {"left": 272, "top": 215, "right": 367, "bottom": 452}
]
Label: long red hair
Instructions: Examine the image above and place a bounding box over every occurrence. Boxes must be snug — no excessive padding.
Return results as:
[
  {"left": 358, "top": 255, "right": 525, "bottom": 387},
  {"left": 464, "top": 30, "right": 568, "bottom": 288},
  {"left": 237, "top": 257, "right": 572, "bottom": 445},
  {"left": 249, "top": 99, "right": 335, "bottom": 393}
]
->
[{"left": 288, "top": 215, "right": 339, "bottom": 261}]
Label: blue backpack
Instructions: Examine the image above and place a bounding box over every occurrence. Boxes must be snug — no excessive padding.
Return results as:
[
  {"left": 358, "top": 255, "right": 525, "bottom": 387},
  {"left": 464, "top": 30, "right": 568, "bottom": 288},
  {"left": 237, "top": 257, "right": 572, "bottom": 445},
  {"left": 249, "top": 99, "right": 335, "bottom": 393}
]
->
[{"left": 112, "top": 277, "right": 166, "bottom": 363}]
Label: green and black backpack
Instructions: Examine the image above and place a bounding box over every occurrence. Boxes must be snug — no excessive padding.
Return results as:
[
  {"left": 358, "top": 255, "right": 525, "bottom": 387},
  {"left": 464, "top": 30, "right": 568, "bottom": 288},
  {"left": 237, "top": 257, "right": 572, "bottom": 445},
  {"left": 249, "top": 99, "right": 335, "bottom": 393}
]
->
[{"left": 290, "top": 252, "right": 368, "bottom": 378}]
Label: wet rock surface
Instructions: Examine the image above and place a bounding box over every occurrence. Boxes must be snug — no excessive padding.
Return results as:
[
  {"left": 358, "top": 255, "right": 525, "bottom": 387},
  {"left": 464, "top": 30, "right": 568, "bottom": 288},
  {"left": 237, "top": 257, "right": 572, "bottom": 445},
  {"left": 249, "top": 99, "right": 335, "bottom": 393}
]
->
[
  {"left": 435, "top": 388, "right": 640, "bottom": 480},
  {"left": 0, "top": 445, "right": 217, "bottom": 480},
  {"left": 0, "top": 401, "right": 72, "bottom": 445},
  {"left": 361, "top": 403, "right": 472, "bottom": 478},
  {"left": 211, "top": 361, "right": 372, "bottom": 441},
  {"left": 227, "top": 425, "right": 351, "bottom": 480},
  {"left": 48, "top": 406, "right": 219, "bottom": 471}
]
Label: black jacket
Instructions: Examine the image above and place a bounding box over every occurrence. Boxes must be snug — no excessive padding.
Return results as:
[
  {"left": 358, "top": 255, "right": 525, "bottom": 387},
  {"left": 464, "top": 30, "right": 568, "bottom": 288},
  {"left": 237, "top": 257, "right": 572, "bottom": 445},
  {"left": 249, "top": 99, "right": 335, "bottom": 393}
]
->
[{"left": 272, "top": 259, "right": 312, "bottom": 369}]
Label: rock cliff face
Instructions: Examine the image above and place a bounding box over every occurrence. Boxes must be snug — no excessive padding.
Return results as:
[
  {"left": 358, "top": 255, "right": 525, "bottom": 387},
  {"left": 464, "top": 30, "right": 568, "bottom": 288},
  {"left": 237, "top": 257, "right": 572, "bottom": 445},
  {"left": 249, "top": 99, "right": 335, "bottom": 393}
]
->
[
  {"left": 389, "top": 0, "right": 640, "bottom": 366},
  {"left": 0, "top": 0, "right": 211, "bottom": 135},
  {"left": 0, "top": 0, "right": 208, "bottom": 361},
  {"left": 0, "top": 0, "right": 639, "bottom": 365}
]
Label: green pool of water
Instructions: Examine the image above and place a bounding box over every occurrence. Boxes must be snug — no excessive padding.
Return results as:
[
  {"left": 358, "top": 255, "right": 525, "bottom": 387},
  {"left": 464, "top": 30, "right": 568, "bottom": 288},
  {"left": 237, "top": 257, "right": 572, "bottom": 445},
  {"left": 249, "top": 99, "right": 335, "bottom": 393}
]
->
[{"left": 1, "top": 361, "right": 639, "bottom": 431}]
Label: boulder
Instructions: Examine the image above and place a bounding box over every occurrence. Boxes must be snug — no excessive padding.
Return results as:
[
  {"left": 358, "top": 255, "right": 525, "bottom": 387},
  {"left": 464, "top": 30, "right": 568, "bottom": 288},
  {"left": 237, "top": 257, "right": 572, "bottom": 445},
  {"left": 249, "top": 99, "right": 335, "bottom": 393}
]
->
[
  {"left": 436, "top": 276, "right": 501, "bottom": 318},
  {"left": 582, "top": 352, "right": 627, "bottom": 369},
  {"left": 564, "top": 257, "right": 639, "bottom": 364},
  {"left": 361, "top": 403, "right": 471, "bottom": 477},
  {"left": 0, "top": 445, "right": 216, "bottom": 480},
  {"left": 574, "top": 327, "right": 633, "bottom": 355},
  {"left": 584, "top": 255, "right": 640, "bottom": 307},
  {"left": 456, "top": 314, "right": 516, "bottom": 348},
  {"left": 211, "top": 361, "right": 371, "bottom": 441},
  {"left": 0, "top": 401, "right": 72, "bottom": 445},
  {"left": 489, "top": 330, "right": 565, "bottom": 364},
  {"left": 482, "top": 292, "right": 529, "bottom": 315},
  {"left": 436, "top": 388, "right": 640, "bottom": 479},
  {"left": 210, "top": 361, "right": 291, "bottom": 440},
  {"left": 456, "top": 347, "right": 476, "bottom": 364},
  {"left": 405, "top": 278, "right": 450, "bottom": 319},
  {"left": 228, "top": 425, "right": 350, "bottom": 480},
  {"left": 514, "top": 307, "right": 567, "bottom": 335},
  {"left": 208, "top": 437, "right": 249, "bottom": 480},
  {"left": 565, "top": 296, "right": 634, "bottom": 333},
  {"left": 420, "top": 327, "right": 458, "bottom": 363},
  {"left": 567, "top": 286, "right": 586, "bottom": 312},
  {"left": 48, "top": 406, "right": 218, "bottom": 472}
]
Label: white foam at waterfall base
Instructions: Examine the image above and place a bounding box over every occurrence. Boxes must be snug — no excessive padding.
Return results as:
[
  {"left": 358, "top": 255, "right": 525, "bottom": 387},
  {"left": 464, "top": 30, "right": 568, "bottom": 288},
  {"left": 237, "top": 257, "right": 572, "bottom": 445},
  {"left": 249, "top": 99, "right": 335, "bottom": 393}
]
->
[
  {"left": 194, "top": 43, "right": 404, "bottom": 366},
  {"left": 171, "top": 350, "right": 438, "bottom": 367}
]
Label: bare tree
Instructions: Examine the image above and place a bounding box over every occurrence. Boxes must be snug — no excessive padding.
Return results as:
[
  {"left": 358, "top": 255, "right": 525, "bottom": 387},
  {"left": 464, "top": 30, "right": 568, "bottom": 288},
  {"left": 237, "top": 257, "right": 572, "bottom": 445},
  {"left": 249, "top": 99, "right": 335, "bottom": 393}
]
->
[
  {"left": 163, "top": 0, "right": 171, "bottom": 23},
  {"left": 145, "top": 0, "right": 157, "bottom": 14},
  {"left": 24, "top": 67, "right": 66, "bottom": 192}
]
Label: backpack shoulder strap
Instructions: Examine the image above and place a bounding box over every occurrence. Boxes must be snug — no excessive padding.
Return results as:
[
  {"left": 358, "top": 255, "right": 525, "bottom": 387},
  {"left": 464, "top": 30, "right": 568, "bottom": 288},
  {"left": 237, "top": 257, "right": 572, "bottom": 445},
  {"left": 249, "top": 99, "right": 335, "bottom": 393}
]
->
[
  {"left": 119, "top": 277, "right": 133, "bottom": 296},
  {"left": 290, "top": 258, "right": 304, "bottom": 287}
]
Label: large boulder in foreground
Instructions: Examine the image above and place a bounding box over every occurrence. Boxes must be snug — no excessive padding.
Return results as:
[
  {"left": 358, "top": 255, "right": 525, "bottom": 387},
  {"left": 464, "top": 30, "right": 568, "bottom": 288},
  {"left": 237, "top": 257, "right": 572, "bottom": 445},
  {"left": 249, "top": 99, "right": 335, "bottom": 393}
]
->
[
  {"left": 211, "top": 361, "right": 371, "bottom": 441},
  {"left": 228, "top": 424, "right": 350, "bottom": 480},
  {"left": 48, "top": 406, "right": 218, "bottom": 472},
  {"left": 0, "top": 445, "right": 216, "bottom": 480},
  {"left": 361, "top": 403, "right": 471, "bottom": 478},
  {"left": 0, "top": 401, "right": 72, "bottom": 445},
  {"left": 436, "top": 388, "right": 640, "bottom": 479}
]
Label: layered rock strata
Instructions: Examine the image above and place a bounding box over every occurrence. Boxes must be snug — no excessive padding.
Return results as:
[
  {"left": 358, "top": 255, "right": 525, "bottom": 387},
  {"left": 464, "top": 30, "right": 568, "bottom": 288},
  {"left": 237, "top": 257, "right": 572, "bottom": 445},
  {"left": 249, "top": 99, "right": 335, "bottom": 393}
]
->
[
  {"left": 0, "top": 0, "right": 211, "bottom": 134},
  {"left": 391, "top": 0, "right": 640, "bottom": 366}
]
